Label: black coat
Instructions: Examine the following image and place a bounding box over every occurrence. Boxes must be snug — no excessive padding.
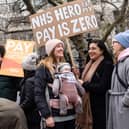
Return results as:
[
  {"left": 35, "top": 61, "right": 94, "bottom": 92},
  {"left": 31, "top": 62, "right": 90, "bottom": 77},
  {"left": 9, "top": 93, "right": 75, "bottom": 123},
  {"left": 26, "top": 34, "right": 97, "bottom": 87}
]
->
[
  {"left": 20, "top": 76, "right": 41, "bottom": 129},
  {"left": 83, "top": 59, "right": 114, "bottom": 129},
  {"left": 34, "top": 65, "right": 75, "bottom": 119}
]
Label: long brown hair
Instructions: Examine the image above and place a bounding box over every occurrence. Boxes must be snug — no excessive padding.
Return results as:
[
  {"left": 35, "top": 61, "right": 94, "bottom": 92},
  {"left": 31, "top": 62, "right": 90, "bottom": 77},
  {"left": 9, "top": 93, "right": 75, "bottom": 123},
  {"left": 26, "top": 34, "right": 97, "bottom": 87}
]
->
[{"left": 38, "top": 49, "right": 65, "bottom": 75}]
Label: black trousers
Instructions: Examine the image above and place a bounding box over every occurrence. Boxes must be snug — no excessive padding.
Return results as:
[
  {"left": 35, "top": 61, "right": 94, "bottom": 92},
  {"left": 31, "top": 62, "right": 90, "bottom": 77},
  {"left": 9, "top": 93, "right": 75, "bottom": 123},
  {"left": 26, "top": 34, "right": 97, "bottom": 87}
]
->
[{"left": 47, "top": 119, "right": 75, "bottom": 129}]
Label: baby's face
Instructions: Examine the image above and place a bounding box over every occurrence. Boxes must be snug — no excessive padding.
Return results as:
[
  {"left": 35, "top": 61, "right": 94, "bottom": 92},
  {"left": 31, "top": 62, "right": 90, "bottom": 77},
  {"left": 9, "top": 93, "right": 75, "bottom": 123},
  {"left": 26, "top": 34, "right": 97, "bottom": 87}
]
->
[{"left": 61, "top": 68, "right": 71, "bottom": 73}]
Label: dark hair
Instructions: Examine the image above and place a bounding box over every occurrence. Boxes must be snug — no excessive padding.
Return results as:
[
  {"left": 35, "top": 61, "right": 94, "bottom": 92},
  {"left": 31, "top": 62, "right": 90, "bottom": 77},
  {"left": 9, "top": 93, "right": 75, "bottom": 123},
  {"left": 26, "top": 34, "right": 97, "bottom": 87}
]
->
[
  {"left": 0, "top": 45, "right": 5, "bottom": 57},
  {"left": 87, "top": 39, "right": 113, "bottom": 62},
  {"left": 37, "top": 45, "right": 47, "bottom": 60}
]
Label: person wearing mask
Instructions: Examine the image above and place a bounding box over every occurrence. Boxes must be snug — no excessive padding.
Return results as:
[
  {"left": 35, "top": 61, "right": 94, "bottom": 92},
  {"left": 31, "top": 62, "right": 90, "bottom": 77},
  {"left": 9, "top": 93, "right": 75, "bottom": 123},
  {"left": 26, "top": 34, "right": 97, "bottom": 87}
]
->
[
  {"left": 34, "top": 39, "right": 76, "bottom": 129},
  {"left": 20, "top": 52, "right": 41, "bottom": 129},
  {"left": 107, "top": 30, "right": 129, "bottom": 129},
  {"left": 80, "top": 39, "right": 113, "bottom": 129},
  {"left": 0, "top": 45, "right": 28, "bottom": 129}
]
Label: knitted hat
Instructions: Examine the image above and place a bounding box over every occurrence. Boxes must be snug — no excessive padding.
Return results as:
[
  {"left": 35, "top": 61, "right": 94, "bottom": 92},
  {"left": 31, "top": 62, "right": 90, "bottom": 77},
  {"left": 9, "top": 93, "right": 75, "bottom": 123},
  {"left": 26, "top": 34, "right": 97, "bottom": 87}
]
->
[
  {"left": 22, "top": 52, "right": 39, "bottom": 71},
  {"left": 114, "top": 30, "right": 129, "bottom": 48},
  {"left": 45, "top": 39, "right": 64, "bottom": 56}
]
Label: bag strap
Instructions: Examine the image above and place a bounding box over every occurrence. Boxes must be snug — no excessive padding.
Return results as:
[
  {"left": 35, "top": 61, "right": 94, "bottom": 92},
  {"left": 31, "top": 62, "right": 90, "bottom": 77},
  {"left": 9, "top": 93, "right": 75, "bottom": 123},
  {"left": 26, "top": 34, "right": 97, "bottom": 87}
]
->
[{"left": 115, "top": 63, "right": 128, "bottom": 89}]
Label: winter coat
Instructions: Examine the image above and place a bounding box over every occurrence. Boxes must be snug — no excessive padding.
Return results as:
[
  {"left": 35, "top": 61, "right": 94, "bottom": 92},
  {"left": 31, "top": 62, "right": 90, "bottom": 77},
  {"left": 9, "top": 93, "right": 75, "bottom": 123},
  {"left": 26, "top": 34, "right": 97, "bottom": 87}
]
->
[
  {"left": 0, "top": 98, "right": 28, "bottom": 129},
  {"left": 83, "top": 59, "right": 113, "bottom": 129},
  {"left": 107, "top": 56, "right": 129, "bottom": 129},
  {"left": 34, "top": 65, "right": 76, "bottom": 122},
  {"left": 0, "top": 75, "right": 21, "bottom": 101},
  {"left": 20, "top": 76, "right": 41, "bottom": 129}
]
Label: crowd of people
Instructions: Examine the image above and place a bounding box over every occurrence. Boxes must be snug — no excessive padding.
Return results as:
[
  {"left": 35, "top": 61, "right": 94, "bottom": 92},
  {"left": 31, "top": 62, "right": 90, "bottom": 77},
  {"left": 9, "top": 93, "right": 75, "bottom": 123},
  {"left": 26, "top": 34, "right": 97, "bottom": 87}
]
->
[{"left": 0, "top": 30, "right": 129, "bottom": 129}]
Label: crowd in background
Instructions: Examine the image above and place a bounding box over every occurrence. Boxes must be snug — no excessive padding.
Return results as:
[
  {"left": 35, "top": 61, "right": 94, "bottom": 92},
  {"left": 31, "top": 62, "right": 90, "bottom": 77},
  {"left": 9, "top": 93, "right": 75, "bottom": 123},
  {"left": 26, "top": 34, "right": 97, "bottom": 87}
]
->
[{"left": 0, "top": 30, "right": 129, "bottom": 129}]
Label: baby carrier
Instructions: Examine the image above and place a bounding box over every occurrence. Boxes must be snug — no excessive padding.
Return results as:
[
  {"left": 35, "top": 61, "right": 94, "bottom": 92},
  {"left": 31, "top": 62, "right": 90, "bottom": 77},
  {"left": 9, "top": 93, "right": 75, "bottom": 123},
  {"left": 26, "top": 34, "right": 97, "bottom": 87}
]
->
[
  {"left": 52, "top": 71, "right": 84, "bottom": 115},
  {"left": 57, "top": 72, "right": 79, "bottom": 102}
]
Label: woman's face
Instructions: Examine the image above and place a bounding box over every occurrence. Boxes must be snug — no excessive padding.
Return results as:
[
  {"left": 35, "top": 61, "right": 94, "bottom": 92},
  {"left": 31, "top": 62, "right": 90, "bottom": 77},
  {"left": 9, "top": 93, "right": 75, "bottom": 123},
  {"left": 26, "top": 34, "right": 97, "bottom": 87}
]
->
[
  {"left": 53, "top": 43, "right": 64, "bottom": 60},
  {"left": 112, "top": 41, "right": 124, "bottom": 59},
  {"left": 88, "top": 43, "right": 103, "bottom": 61}
]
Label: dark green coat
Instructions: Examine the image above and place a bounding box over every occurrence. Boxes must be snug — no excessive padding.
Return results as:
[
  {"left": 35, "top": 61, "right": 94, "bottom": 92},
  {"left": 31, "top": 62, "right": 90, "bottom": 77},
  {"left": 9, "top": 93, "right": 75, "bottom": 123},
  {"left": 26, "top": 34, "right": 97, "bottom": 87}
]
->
[{"left": 0, "top": 75, "right": 21, "bottom": 101}]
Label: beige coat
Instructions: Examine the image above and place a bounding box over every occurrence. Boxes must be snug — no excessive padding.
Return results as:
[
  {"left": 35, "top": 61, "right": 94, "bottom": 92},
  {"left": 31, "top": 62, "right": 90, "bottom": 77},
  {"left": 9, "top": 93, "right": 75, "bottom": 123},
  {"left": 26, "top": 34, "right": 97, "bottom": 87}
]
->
[
  {"left": 76, "top": 93, "right": 92, "bottom": 129},
  {"left": 0, "top": 98, "right": 28, "bottom": 129}
]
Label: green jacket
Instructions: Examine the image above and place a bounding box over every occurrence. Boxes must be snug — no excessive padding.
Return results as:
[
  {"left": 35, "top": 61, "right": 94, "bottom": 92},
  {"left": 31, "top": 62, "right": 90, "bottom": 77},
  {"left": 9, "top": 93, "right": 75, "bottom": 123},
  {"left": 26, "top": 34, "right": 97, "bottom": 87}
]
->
[{"left": 0, "top": 75, "right": 21, "bottom": 101}]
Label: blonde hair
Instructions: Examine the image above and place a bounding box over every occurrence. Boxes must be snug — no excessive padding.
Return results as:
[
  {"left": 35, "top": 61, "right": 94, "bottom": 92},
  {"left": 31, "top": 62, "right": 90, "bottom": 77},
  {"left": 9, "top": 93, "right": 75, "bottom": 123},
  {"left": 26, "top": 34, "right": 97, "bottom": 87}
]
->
[{"left": 38, "top": 51, "right": 65, "bottom": 76}]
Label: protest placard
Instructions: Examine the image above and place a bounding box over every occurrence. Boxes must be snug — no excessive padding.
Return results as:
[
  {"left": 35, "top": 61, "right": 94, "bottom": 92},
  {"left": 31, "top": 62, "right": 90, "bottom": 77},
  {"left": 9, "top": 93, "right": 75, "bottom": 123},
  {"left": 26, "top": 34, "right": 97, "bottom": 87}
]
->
[
  {"left": 30, "top": 0, "right": 98, "bottom": 47},
  {"left": 0, "top": 39, "right": 34, "bottom": 77}
]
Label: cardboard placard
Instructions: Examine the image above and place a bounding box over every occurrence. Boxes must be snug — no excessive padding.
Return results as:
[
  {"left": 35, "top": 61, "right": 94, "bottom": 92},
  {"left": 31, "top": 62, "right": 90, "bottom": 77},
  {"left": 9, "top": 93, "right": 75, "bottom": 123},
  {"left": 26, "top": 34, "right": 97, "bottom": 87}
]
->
[
  {"left": 30, "top": 0, "right": 98, "bottom": 47},
  {"left": 0, "top": 39, "right": 34, "bottom": 77}
]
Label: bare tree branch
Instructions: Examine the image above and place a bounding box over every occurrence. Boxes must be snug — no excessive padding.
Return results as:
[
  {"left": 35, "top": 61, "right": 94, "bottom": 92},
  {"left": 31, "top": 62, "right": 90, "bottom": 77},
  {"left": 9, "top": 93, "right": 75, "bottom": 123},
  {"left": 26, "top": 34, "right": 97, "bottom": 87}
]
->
[
  {"left": 22, "top": 0, "right": 36, "bottom": 14},
  {"left": 0, "top": 28, "right": 7, "bottom": 33},
  {"left": 48, "top": 0, "right": 61, "bottom": 6},
  {"left": 102, "top": 0, "right": 128, "bottom": 41},
  {"left": 101, "top": 0, "right": 119, "bottom": 10}
]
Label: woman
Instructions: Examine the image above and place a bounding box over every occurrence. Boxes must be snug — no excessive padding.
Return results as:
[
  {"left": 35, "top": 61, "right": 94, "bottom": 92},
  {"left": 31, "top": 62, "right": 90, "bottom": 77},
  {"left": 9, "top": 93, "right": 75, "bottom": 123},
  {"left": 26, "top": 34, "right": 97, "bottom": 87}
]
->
[
  {"left": 81, "top": 39, "right": 114, "bottom": 129},
  {"left": 34, "top": 39, "right": 76, "bottom": 129},
  {"left": 107, "top": 30, "right": 129, "bottom": 129},
  {"left": 20, "top": 53, "right": 40, "bottom": 129}
]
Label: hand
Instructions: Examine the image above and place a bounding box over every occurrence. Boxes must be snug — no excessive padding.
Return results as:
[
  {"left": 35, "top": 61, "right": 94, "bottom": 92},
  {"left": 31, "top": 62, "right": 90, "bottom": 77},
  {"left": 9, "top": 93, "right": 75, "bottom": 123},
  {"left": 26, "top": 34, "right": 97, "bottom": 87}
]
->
[
  {"left": 78, "top": 79, "right": 83, "bottom": 84},
  {"left": 45, "top": 116, "right": 55, "bottom": 127},
  {"left": 72, "top": 66, "right": 80, "bottom": 79}
]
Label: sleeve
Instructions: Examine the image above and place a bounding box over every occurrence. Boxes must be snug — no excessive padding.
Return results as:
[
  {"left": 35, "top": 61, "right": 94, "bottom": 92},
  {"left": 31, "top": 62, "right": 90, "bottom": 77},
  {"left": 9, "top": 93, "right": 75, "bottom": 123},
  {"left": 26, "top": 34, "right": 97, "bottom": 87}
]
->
[
  {"left": 20, "top": 79, "right": 34, "bottom": 110},
  {"left": 121, "top": 63, "right": 129, "bottom": 107},
  {"left": 34, "top": 66, "right": 52, "bottom": 118},
  {"left": 14, "top": 77, "right": 22, "bottom": 91},
  {"left": 82, "top": 61, "right": 113, "bottom": 94},
  {"left": 76, "top": 81, "right": 85, "bottom": 97}
]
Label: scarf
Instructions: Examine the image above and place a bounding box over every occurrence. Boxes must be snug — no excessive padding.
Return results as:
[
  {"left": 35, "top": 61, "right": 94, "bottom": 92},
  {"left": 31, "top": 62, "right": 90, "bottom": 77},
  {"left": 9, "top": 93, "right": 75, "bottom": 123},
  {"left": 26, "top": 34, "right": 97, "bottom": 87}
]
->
[
  {"left": 82, "top": 56, "right": 104, "bottom": 82},
  {"left": 118, "top": 48, "right": 129, "bottom": 62},
  {"left": 76, "top": 56, "right": 104, "bottom": 129}
]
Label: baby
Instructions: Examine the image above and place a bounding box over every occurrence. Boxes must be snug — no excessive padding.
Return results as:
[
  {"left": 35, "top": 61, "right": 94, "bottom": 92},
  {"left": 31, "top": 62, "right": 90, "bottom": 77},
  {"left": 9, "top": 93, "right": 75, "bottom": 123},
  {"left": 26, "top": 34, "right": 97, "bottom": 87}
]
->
[{"left": 52, "top": 63, "right": 84, "bottom": 115}]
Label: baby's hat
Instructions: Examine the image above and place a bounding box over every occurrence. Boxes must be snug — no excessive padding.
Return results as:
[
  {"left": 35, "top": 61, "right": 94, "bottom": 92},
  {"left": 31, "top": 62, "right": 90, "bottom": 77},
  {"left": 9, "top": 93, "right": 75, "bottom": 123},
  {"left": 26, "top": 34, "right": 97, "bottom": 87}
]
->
[{"left": 57, "top": 62, "right": 71, "bottom": 72}]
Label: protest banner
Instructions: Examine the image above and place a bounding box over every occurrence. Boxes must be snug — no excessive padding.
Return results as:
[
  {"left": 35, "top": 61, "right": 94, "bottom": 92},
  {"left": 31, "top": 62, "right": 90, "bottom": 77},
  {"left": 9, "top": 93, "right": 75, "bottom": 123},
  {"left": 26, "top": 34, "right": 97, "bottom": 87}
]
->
[
  {"left": 30, "top": 0, "right": 98, "bottom": 47},
  {"left": 0, "top": 39, "right": 34, "bottom": 77}
]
